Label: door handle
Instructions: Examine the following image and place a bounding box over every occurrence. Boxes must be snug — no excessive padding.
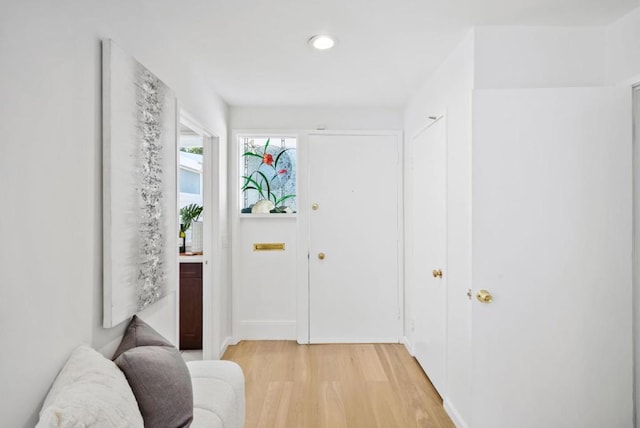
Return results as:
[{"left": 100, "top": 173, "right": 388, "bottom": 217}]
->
[
  {"left": 318, "top": 252, "right": 326, "bottom": 260},
  {"left": 476, "top": 289, "right": 493, "bottom": 303},
  {"left": 432, "top": 269, "right": 443, "bottom": 278}
]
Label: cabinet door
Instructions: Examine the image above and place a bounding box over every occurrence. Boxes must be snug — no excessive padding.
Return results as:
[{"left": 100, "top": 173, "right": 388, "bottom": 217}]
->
[
  {"left": 471, "top": 87, "right": 632, "bottom": 427},
  {"left": 180, "top": 263, "right": 203, "bottom": 350}
]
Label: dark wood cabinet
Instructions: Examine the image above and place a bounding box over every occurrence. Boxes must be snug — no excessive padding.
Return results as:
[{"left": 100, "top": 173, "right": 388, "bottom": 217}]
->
[{"left": 179, "top": 262, "right": 202, "bottom": 350}]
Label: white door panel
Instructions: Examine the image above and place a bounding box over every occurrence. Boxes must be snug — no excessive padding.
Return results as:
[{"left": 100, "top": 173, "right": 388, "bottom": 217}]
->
[
  {"left": 410, "top": 117, "right": 448, "bottom": 395},
  {"left": 471, "top": 87, "right": 632, "bottom": 427},
  {"left": 309, "top": 134, "right": 401, "bottom": 343}
]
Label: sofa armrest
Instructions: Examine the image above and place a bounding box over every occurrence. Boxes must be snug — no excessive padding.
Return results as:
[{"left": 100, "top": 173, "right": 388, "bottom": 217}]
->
[{"left": 187, "top": 360, "right": 245, "bottom": 428}]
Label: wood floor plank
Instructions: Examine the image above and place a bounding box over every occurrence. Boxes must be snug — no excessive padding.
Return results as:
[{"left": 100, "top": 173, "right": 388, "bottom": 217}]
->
[
  {"left": 355, "top": 344, "right": 388, "bottom": 382},
  {"left": 223, "top": 341, "right": 455, "bottom": 428}
]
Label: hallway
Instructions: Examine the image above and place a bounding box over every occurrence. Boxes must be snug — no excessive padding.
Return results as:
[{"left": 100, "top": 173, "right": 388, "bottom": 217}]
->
[{"left": 223, "top": 341, "right": 454, "bottom": 428}]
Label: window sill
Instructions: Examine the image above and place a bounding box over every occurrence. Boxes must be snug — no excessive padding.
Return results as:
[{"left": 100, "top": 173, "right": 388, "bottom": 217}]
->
[{"left": 239, "top": 213, "right": 297, "bottom": 219}]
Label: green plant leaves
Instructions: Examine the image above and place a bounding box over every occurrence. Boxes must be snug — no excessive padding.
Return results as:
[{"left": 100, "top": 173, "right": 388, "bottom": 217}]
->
[
  {"left": 242, "top": 151, "right": 263, "bottom": 159},
  {"left": 274, "top": 148, "right": 289, "bottom": 168},
  {"left": 241, "top": 175, "right": 265, "bottom": 198},
  {"left": 256, "top": 171, "right": 271, "bottom": 199},
  {"left": 275, "top": 194, "right": 296, "bottom": 205},
  {"left": 180, "top": 203, "right": 203, "bottom": 231}
]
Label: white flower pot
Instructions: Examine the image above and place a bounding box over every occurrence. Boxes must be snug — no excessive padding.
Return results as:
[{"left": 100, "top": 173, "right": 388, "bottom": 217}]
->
[{"left": 191, "top": 221, "right": 203, "bottom": 253}]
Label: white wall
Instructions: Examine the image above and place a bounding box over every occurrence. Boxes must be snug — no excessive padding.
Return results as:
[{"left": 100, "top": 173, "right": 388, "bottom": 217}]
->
[
  {"left": 606, "top": 6, "right": 640, "bottom": 86},
  {"left": 474, "top": 26, "right": 606, "bottom": 89},
  {"left": 0, "top": 1, "right": 229, "bottom": 426},
  {"left": 229, "top": 107, "right": 402, "bottom": 341},
  {"left": 403, "top": 31, "right": 474, "bottom": 427},
  {"left": 230, "top": 107, "right": 403, "bottom": 131},
  {"left": 606, "top": 5, "right": 640, "bottom": 424}
]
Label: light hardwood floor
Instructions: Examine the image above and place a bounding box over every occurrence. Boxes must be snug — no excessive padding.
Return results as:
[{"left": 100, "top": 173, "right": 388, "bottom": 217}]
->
[{"left": 222, "top": 341, "right": 455, "bottom": 428}]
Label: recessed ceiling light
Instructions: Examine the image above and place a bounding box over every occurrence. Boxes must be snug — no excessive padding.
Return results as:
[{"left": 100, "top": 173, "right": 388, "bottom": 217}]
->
[{"left": 308, "top": 35, "right": 335, "bottom": 50}]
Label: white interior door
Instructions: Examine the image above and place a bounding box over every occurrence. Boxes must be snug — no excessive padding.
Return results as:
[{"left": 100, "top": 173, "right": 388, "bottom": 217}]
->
[
  {"left": 410, "top": 116, "right": 447, "bottom": 395},
  {"left": 471, "top": 87, "right": 633, "bottom": 428},
  {"left": 308, "top": 133, "right": 401, "bottom": 343}
]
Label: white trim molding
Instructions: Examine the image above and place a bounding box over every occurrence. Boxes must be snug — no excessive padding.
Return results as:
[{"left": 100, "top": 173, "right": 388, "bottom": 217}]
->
[
  {"left": 444, "top": 399, "right": 469, "bottom": 428},
  {"left": 401, "top": 336, "right": 414, "bottom": 356},
  {"left": 219, "top": 336, "right": 233, "bottom": 357},
  {"left": 238, "top": 320, "right": 297, "bottom": 340}
]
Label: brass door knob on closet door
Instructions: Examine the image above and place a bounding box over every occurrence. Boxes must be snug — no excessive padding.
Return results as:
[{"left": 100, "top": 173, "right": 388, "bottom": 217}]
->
[
  {"left": 312, "top": 203, "right": 319, "bottom": 210},
  {"left": 432, "top": 269, "right": 443, "bottom": 278},
  {"left": 476, "top": 289, "right": 493, "bottom": 303},
  {"left": 318, "top": 252, "right": 326, "bottom": 260}
]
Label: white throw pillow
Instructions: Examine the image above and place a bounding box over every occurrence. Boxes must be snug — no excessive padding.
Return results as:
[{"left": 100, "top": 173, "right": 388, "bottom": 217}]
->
[{"left": 36, "top": 345, "right": 144, "bottom": 428}]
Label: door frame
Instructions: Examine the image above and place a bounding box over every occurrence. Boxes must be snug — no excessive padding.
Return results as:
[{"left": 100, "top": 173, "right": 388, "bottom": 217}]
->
[
  {"left": 633, "top": 83, "right": 640, "bottom": 427},
  {"left": 296, "top": 130, "right": 404, "bottom": 344},
  {"left": 177, "top": 111, "right": 222, "bottom": 359}
]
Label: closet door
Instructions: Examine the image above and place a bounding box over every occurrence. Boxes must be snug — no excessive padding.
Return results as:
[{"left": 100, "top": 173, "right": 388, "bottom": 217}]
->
[
  {"left": 471, "top": 87, "right": 632, "bottom": 427},
  {"left": 409, "top": 116, "right": 448, "bottom": 395}
]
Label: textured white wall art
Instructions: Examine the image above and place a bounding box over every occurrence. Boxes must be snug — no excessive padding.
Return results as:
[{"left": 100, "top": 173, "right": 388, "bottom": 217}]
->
[{"left": 102, "top": 39, "right": 178, "bottom": 328}]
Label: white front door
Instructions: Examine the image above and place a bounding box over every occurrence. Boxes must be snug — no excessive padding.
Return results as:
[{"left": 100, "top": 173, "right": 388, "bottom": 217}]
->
[
  {"left": 308, "top": 133, "right": 401, "bottom": 343},
  {"left": 471, "top": 87, "right": 633, "bottom": 427},
  {"left": 409, "top": 116, "right": 447, "bottom": 395}
]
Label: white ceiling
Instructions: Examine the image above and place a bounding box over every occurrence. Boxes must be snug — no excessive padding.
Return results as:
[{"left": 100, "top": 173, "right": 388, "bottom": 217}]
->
[{"left": 137, "top": 0, "right": 638, "bottom": 108}]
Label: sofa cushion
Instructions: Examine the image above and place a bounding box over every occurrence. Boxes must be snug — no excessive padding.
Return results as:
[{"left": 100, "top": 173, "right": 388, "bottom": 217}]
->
[
  {"left": 115, "top": 346, "right": 193, "bottom": 428},
  {"left": 36, "top": 345, "right": 143, "bottom": 428},
  {"left": 113, "top": 315, "right": 193, "bottom": 427},
  {"left": 112, "top": 315, "right": 173, "bottom": 360}
]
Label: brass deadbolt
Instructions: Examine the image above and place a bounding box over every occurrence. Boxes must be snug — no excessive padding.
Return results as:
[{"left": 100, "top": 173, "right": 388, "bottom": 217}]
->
[{"left": 476, "top": 289, "right": 493, "bottom": 303}]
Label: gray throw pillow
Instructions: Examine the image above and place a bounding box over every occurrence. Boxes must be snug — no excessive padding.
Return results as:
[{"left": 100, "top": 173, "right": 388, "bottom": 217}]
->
[
  {"left": 115, "top": 346, "right": 193, "bottom": 428},
  {"left": 112, "top": 315, "right": 173, "bottom": 360},
  {"left": 113, "top": 315, "right": 193, "bottom": 428}
]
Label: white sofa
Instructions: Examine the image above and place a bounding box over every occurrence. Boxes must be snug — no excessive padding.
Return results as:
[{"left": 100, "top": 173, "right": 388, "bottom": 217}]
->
[
  {"left": 36, "top": 345, "right": 245, "bottom": 428},
  {"left": 188, "top": 360, "right": 245, "bottom": 428}
]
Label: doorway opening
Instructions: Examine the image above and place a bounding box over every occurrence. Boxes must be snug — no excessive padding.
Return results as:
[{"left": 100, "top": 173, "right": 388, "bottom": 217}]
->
[{"left": 177, "top": 114, "right": 220, "bottom": 360}]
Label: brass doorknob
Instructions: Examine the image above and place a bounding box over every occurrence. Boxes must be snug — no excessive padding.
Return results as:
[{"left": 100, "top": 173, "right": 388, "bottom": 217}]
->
[
  {"left": 312, "top": 203, "right": 319, "bottom": 210},
  {"left": 432, "top": 269, "right": 443, "bottom": 278},
  {"left": 318, "top": 252, "right": 325, "bottom": 260},
  {"left": 476, "top": 289, "right": 493, "bottom": 303}
]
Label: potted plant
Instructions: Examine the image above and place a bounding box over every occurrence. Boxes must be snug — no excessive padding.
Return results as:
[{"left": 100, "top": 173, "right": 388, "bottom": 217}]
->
[{"left": 180, "top": 204, "right": 203, "bottom": 253}]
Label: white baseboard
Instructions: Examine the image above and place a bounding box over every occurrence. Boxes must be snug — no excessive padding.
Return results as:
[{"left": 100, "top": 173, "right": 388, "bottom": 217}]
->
[
  {"left": 401, "top": 336, "right": 414, "bottom": 355},
  {"left": 238, "top": 320, "right": 297, "bottom": 340},
  {"left": 219, "top": 336, "right": 232, "bottom": 357},
  {"left": 309, "top": 337, "right": 399, "bottom": 344},
  {"left": 444, "top": 399, "right": 469, "bottom": 428}
]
